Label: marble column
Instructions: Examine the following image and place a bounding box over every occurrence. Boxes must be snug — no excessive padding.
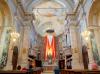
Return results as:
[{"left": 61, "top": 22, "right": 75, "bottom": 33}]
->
[
  {"left": 4, "top": 30, "right": 20, "bottom": 70},
  {"left": 18, "top": 26, "right": 30, "bottom": 68},
  {"left": 17, "top": 27, "right": 24, "bottom": 66},
  {"left": 70, "top": 25, "right": 84, "bottom": 69}
]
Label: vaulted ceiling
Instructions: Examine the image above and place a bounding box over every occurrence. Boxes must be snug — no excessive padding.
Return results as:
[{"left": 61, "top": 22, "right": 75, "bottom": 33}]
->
[
  {"left": 21, "top": 0, "right": 77, "bottom": 12},
  {"left": 8, "top": 0, "right": 79, "bottom": 36},
  {"left": 33, "top": 1, "right": 67, "bottom": 36}
]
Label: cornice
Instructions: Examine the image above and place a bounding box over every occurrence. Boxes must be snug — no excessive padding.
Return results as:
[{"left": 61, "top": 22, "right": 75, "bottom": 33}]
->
[
  {"left": 87, "top": 25, "right": 100, "bottom": 30},
  {"left": 13, "top": 0, "right": 35, "bottom": 25}
]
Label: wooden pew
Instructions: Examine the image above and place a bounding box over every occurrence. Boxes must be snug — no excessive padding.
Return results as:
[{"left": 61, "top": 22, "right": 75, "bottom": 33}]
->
[
  {"left": 28, "top": 67, "right": 42, "bottom": 74},
  {"left": 0, "top": 68, "right": 42, "bottom": 74},
  {"left": 60, "top": 69, "right": 100, "bottom": 74},
  {"left": 86, "top": 70, "right": 100, "bottom": 74},
  {"left": 32, "top": 68, "right": 42, "bottom": 74},
  {"left": 0, "top": 71, "right": 27, "bottom": 74},
  {"left": 61, "top": 69, "right": 74, "bottom": 74}
]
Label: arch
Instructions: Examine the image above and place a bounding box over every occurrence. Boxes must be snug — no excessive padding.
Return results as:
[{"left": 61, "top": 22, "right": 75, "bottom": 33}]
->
[
  {"left": 0, "top": 0, "right": 12, "bottom": 27},
  {"left": 87, "top": 0, "right": 100, "bottom": 65},
  {"left": 26, "top": 0, "right": 73, "bottom": 12},
  {"left": 88, "top": 0, "right": 100, "bottom": 26},
  {"left": 0, "top": 0, "right": 14, "bottom": 69}
]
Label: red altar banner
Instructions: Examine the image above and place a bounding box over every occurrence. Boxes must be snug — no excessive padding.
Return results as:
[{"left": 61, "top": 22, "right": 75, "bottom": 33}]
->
[{"left": 44, "top": 35, "right": 56, "bottom": 61}]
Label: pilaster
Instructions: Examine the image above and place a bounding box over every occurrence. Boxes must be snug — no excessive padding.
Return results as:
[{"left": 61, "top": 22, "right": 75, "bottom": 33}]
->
[
  {"left": 18, "top": 26, "right": 30, "bottom": 68},
  {"left": 70, "top": 25, "right": 83, "bottom": 69}
]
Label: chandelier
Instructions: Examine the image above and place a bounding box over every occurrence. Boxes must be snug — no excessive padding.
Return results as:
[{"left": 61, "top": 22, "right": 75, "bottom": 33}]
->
[
  {"left": 81, "top": 30, "right": 91, "bottom": 41},
  {"left": 10, "top": 31, "right": 20, "bottom": 42}
]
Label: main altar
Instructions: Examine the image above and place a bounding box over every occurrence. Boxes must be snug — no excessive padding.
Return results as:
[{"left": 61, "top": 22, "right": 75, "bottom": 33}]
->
[{"left": 43, "top": 61, "right": 57, "bottom": 71}]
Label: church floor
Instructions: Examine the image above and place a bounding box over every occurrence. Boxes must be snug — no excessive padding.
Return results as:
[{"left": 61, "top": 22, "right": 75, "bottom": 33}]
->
[{"left": 41, "top": 71, "right": 54, "bottom": 74}]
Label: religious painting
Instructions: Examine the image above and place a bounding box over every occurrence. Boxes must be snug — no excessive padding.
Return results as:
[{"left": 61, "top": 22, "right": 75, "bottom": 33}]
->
[
  {"left": 0, "top": 29, "right": 10, "bottom": 69},
  {"left": 90, "top": 33, "right": 100, "bottom": 65}
]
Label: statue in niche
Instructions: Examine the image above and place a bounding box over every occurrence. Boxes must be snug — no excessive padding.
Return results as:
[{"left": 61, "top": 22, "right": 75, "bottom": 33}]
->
[{"left": 12, "top": 46, "right": 18, "bottom": 70}]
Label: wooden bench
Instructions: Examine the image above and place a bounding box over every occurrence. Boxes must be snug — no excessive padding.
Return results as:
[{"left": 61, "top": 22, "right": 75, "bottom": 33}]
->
[
  {"left": 0, "top": 68, "right": 42, "bottom": 74},
  {"left": 60, "top": 69, "right": 100, "bottom": 74},
  {"left": 0, "top": 71, "right": 27, "bottom": 74}
]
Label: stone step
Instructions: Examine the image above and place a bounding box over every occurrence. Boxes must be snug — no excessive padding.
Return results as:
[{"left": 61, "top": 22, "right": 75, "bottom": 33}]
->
[{"left": 41, "top": 71, "right": 54, "bottom": 74}]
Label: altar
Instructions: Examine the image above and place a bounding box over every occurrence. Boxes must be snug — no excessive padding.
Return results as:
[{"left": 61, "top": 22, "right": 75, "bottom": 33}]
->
[
  {"left": 43, "top": 62, "right": 57, "bottom": 71},
  {"left": 43, "top": 64, "right": 57, "bottom": 71}
]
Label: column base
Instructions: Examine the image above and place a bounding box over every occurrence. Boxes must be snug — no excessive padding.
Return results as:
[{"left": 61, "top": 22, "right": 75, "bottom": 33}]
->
[{"left": 3, "top": 64, "right": 12, "bottom": 70}]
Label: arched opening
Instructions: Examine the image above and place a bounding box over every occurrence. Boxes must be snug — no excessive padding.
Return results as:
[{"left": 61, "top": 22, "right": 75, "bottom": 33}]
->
[
  {"left": 0, "top": 0, "right": 16, "bottom": 69},
  {"left": 88, "top": 0, "right": 100, "bottom": 66}
]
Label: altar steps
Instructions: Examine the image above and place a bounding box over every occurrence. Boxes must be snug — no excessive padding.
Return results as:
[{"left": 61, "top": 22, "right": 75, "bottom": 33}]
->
[{"left": 41, "top": 71, "right": 54, "bottom": 74}]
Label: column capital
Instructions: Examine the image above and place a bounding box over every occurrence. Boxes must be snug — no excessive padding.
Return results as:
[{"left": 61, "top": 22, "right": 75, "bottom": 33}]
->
[
  {"left": 70, "top": 24, "right": 78, "bottom": 29},
  {"left": 66, "top": 14, "right": 78, "bottom": 27},
  {"left": 88, "top": 26, "right": 100, "bottom": 30}
]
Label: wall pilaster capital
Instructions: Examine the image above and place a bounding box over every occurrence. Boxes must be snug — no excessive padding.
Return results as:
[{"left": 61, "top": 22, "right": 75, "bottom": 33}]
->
[{"left": 66, "top": 13, "right": 78, "bottom": 27}]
